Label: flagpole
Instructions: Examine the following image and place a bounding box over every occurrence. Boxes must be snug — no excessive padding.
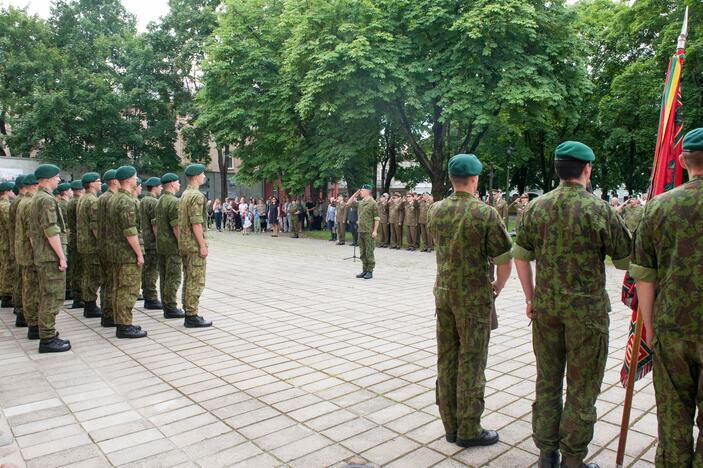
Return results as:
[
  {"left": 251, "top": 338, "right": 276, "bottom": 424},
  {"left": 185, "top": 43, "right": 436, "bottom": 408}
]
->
[{"left": 615, "top": 8, "right": 688, "bottom": 467}]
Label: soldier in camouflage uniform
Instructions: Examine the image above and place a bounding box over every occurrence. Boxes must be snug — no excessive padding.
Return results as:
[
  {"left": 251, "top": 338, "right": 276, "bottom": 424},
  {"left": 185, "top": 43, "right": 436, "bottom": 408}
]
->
[
  {"left": 419, "top": 193, "right": 434, "bottom": 252},
  {"left": 377, "top": 193, "right": 389, "bottom": 248},
  {"left": 347, "top": 185, "right": 380, "bottom": 279},
  {"left": 29, "top": 165, "right": 71, "bottom": 353},
  {"left": 178, "top": 164, "right": 212, "bottom": 328},
  {"left": 0, "top": 182, "right": 13, "bottom": 307},
  {"left": 289, "top": 197, "right": 301, "bottom": 239},
  {"left": 140, "top": 177, "right": 162, "bottom": 310},
  {"left": 108, "top": 166, "right": 147, "bottom": 338},
  {"left": 97, "top": 169, "right": 119, "bottom": 327},
  {"left": 16, "top": 174, "right": 40, "bottom": 340},
  {"left": 9, "top": 175, "right": 26, "bottom": 325},
  {"left": 513, "top": 141, "right": 631, "bottom": 468},
  {"left": 618, "top": 197, "right": 644, "bottom": 233},
  {"left": 335, "top": 195, "right": 347, "bottom": 245},
  {"left": 428, "top": 153, "right": 513, "bottom": 449},
  {"left": 492, "top": 190, "right": 509, "bottom": 226},
  {"left": 67, "top": 180, "right": 84, "bottom": 308},
  {"left": 630, "top": 128, "right": 703, "bottom": 467},
  {"left": 77, "top": 172, "right": 103, "bottom": 318},
  {"left": 388, "top": 192, "right": 403, "bottom": 249},
  {"left": 156, "top": 173, "right": 185, "bottom": 319}
]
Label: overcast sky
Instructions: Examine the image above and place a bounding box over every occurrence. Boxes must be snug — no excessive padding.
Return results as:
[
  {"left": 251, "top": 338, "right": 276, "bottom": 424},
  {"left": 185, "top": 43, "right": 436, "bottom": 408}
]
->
[{"left": 0, "top": 0, "right": 170, "bottom": 31}]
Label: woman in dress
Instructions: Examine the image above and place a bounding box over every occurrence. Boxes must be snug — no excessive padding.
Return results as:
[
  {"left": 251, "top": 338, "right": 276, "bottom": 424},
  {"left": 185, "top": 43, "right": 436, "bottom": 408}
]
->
[{"left": 268, "top": 196, "right": 280, "bottom": 237}]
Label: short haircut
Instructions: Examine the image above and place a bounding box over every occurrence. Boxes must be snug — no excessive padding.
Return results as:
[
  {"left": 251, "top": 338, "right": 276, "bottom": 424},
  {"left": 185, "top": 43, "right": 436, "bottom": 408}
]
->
[
  {"left": 683, "top": 150, "right": 703, "bottom": 170},
  {"left": 554, "top": 157, "right": 589, "bottom": 181},
  {"left": 449, "top": 175, "right": 471, "bottom": 185}
]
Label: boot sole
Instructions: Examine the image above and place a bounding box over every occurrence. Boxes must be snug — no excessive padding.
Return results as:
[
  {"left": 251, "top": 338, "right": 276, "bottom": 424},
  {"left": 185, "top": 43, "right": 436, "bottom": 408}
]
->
[
  {"left": 39, "top": 345, "right": 72, "bottom": 353},
  {"left": 184, "top": 323, "right": 212, "bottom": 328},
  {"left": 456, "top": 435, "right": 499, "bottom": 447}
]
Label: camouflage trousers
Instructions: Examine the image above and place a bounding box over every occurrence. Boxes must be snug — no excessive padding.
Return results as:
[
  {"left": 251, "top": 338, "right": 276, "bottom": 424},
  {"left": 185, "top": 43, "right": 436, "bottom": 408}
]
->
[
  {"left": 100, "top": 256, "right": 114, "bottom": 320},
  {"left": 532, "top": 307, "right": 609, "bottom": 465},
  {"left": 67, "top": 241, "right": 82, "bottom": 299},
  {"left": 653, "top": 335, "right": 703, "bottom": 467},
  {"left": 159, "top": 254, "right": 182, "bottom": 309},
  {"left": 112, "top": 263, "right": 141, "bottom": 325},
  {"left": 379, "top": 223, "right": 389, "bottom": 247},
  {"left": 12, "top": 261, "right": 23, "bottom": 314},
  {"left": 390, "top": 224, "right": 402, "bottom": 248},
  {"left": 436, "top": 296, "right": 491, "bottom": 438},
  {"left": 0, "top": 249, "right": 12, "bottom": 296},
  {"left": 291, "top": 217, "right": 301, "bottom": 236},
  {"left": 142, "top": 250, "right": 159, "bottom": 301},
  {"left": 405, "top": 225, "right": 418, "bottom": 248},
  {"left": 182, "top": 253, "right": 205, "bottom": 317},
  {"left": 358, "top": 232, "right": 376, "bottom": 273},
  {"left": 81, "top": 255, "right": 103, "bottom": 302},
  {"left": 336, "top": 220, "right": 346, "bottom": 243},
  {"left": 21, "top": 265, "right": 39, "bottom": 326},
  {"left": 36, "top": 261, "right": 65, "bottom": 339},
  {"left": 420, "top": 223, "right": 433, "bottom": 250}
]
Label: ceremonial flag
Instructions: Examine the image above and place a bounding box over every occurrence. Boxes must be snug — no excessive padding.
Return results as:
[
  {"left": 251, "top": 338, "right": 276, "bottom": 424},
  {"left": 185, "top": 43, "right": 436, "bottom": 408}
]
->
[{"left": 619, "top": 15, "right": 686, "bottom": 387}]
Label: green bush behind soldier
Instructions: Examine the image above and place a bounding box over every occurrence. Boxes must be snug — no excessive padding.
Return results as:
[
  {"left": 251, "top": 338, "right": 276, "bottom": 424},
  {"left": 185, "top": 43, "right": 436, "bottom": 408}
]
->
[
  {"left": 0, "top": 181, "right": 14, "bottom": 307},
  {"left": 513, "top": 141, "right": 631, "bottom": 468},
  {"left": 16, "top": 174, "right": 40, "bottom": 340},
  {"left": 9, "top": 175, "right": 26, "bottom": 325},
  {"left": 335, "top": 195, "right": 347, "bottom": 245},
  {"left": 156, "top": 173, "right": 185, "bottom": 319},
  {"left": 141, "top": 177, "right": 163, "bottom": 310},
  {"left": 97, "top": 169, "right": 119, "bottom": 327},
  {"left": 346, "top": 184, "right": 379, "bottom": 280},
  {"left": 428, "top": 153, "right": 513, "bottom": 449},
  {"left": 178, "top": 164, "right": 212, "bottom": 328},
  {"left": 77, "top": 172, "right": 103, "bottom": 318},
  {"left": 67, "top": 179, "right": 85, "bottom": 308},
  {"left": 29, "top": 165, "right": 71, "bottom": 353},
  {"left": 630, "top": 128, "right": 703, "bottom": 467}
]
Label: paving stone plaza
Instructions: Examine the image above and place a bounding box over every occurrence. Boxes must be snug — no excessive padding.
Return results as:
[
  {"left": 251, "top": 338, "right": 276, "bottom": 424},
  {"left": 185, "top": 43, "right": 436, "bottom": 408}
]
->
[{"left": 0, "top": 232, "right": 657, "bottom": 467}]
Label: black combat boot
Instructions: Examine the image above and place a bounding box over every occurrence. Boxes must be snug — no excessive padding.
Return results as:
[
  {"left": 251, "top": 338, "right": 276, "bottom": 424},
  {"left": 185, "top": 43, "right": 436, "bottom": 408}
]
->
[
  {"left": 355, "top": 271, "right": 367, "bottom": 278},
  {"left": 143, "top": 299, "right": 163, "bottom": 310},
  {"left": 163, "top": 307, "right": 185, "bottom": 319},
  {"left": 362, "top": 272, "right": 373, "bottom": 279},
  {"left": 38, "top": 335, "right": 71, "bottom": 353},
  {"left": 456, "top": 429, "right": 499, "bottom": 447},
  {"left": 83, "top": 301, "right": 102, "bottom": 318},
  {"left": 0, "top": 296, "right": 12, "bottom": 308},
  {"left": 27, "top": 326, "right": 40, "bottom": 340},
  {"left": 184, "top": 315, "right": 212, "bottom": 328},
  {"left": 15, "top": 312, "right": 27, "bottom": 327},
  {"left": 101, "top": 316, "right": 116, "bottom": 328},
  {"left": 445, "top": 433, "right": 457, "bottom": 443},
  {"left": 538, "top": 451, "right": 560, "bottom": 468},
  {"left": 116, "top": 324, "right": 147, "bottom": 339},
  {"left": 70, "top": 300, "right": 85, "bottom": 309}
]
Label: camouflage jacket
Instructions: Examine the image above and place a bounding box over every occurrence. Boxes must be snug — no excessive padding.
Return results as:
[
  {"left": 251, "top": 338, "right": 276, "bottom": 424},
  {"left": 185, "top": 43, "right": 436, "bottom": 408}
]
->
[
  {"left": 8, "top": 194, "right": 22, "bottom": 258},
  {"left": 514, "top": 182, "right": 631, "bottom": 312},
  {"left": 156, "top": 192, "right": 179, "bottom": 255},
  {"left": 0, "top": 199, "right": 9, "bottom": 252},
  {"left": 178, "top": 186, "right": 207, "bottom": 254},
  {"left": 97, "top": 190, "right": 116, "bottom": 260},
  {"left": 58, "top": 198, "right": 68, "bottom": 226},
  {"left": 621, "top": 203, "right": 644, "bottom": 233},
  {"left": 630, "top": 175, "right": 703, "bottom": 340},
  {"left": 428, "top": 191, "right": 512, "bottom": 305},
  {"left": 76, "top": 192, "right": 99, "bottom": 255},
  {"left": 66, "top": 194, "right": 80, "bottom": 246},
  {"left": 348, "top": 197, "right": 379, "bottom": 233},
  {"left": 107, "top": 189, "right": 141, "bottom": 264},
  {"left": 15, "top": 192, "right": 34, "bottom": 266},
  {"left": 140, "top": 194, "right": 158, "bottom": 252},
  {"left": 29, "top": 187, "right": 67, "bottom": 264}
]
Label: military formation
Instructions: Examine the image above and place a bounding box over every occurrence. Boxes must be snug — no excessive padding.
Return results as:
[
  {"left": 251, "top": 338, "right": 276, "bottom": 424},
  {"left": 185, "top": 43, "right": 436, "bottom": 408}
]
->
[{"left": 0, "top": 163, "right": 213, "bottom": 353}]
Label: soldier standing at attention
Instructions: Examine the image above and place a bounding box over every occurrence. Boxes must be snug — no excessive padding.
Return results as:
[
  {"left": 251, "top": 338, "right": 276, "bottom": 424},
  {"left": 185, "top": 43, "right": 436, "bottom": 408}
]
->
[
  {"left": 30, "top": 165, "right": 71, "bottom": 353},
  {"left": 179, "top": 164, "right": 212, "bottom": 328},
  {"left": 289, "top": 197, "right": 301, "bottom": 239},
  {"left": 630, "top": 128, "right": 703, "bottom": 466},
  {"left": 109, "top": 166, "right": 147, "bottom": 338},
  {"left": 56, "top": 183, "right": 72, "bottom": 300},
  {"left": 16, "top": 173, "right": 40, "bottom": 339},
  {"left": 156, "top": 173, "right": 185, "bottom": 319},
  {"left": 97, "top": 169, "right": 119, "bottom": 328},
  {"left": 377, "top": 193, "right": 389, "bottom": 248},
  {"left": 346, "top": 184, "right": 379, "bottom": 279},
  {"left": 419, "top": 193, "right": 434, "bottom": 252},
  {"left": 8, "top": 175, "right": 26, "bottom": 324},
  {"left": 0, "top": 182, "right": 14, "bottom": 308},
  {"left": 388, "top": 192, "right": 402, "bottom": 249},
  {"left": 67, "top": 179, "right": 85, "bottom": 308},
  {"left": 403, "top": 193, "right": 420, "bottom": 251},
  {"left": 428, "top": 153, "right": 512, "bottom": 449},
  {"left": 141, "top": 177, "right": 163, "bottom": 310},
  {"left": 513, "top": 141, "right": 631, "bottom": 468},
  {"left": 77, "top": 172, "right": 103, "bottom": 318},
  {"left": 335, "top": 195, "right": 347, "bottom": 245}
]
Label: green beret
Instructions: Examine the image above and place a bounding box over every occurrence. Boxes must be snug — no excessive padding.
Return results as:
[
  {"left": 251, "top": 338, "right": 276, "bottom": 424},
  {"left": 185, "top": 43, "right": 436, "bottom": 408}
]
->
[
  {"left": 554, "top": 141, "right": 595, "bottom": 162},
  {"left": 448, "top": 154, "right": 483, "bottom": 177},
  {"left": 52, "top": 188, "right": 59, "bottom": 195},
  {"left": 103, "top": 169, "right": 117, "bottom": 181},
  {"left": 682, "top": 128, "right": 703, "bottom": 151},
  {"left": 57, "top": 182, "right": 71, "bottom": 193},
  {"left": 23, "top": 173, "right": 38, "bottom": 185},
  {"left": 82, "top": 172, "right": 100, "bottom": 185},
  {"left": 101, "top": 183, "right": 107, "bottom": 193},
  {"left": 136, "top": 177, "right": 142, "bottom": 186},
  {"left": 161, "top": 173, "right": 179, "bottom": 184},
  {"left": 184, "top": 164, "right": 205, "bottom": 177},
  {"left": 0, "top": 182, "right": 13, "bottom": 192},
  {"left": 145, "top": 177, "right": 162, "bottom": 188},
  {"left": 35, "top": 164, "right": 61, "bottom": 180},
  {"left": 361, "top": 184, "right": 373, "bottom": 190},
  {"left": 115, "top": 165, "right": 137, "bottom": 181},
  {"left": 70, "top": 180, "right": 83, "bottom": 190},
  {"left": 13, "top": 175, "right": 25, "bottom": 188}
]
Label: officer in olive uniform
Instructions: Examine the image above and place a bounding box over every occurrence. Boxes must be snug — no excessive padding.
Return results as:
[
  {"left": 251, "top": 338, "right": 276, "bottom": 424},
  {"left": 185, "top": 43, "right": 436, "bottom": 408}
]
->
[
  {"left": 0, "top": 182, "right": 14, "bottom": 307},
  {"left": 388, "top": 192, "right": 403, "bottom": 249},
  {"left": 346, "top": 184, "right": 379, "bottom": 279},
  {"left": 140, "top": 177, "right": 162, "bottom": 310},
  {"left": 492, "top": 190, "right": 509, "bottom": 226},
  {"left": 97, "top": 169, "right": 119, "bottom": 327},
  {"left": 419, "top": 193, "right": 434, "bottom": 252},
  {"left": 16, "top": 174, "right": 40, "bottom": 340},
  {"left": 289, "top": 197, "right": 301, "bottom": 239},
  {"left": 8, "top": 175, "right": 26, "bottom": 324},
  {"left": 335, "top": 195, "right": 347, "bottom": 245},
  {"left": 156, "top": 173, "right": 185, "bottom": 319},
  {"left": 428, "top": 154, "right": 513, "bottom": 449},
  {"left": 403, "top": 193, "right": 420, "bottom": 250},
  {"left": 377, "top": 193, "right": 389, "bottom": 248},
  {"left": 29, "top": 165, "right": 71, "bottom": 353},
  {"left": 77, "top": 172, "right": 103, "bottom": 318},
  {"left": 178, "top": 164, "right": 212, "bottom": 328},
  {"left": 108, "top": 166, "right": 147, "bottom": 338},
  {"left": 514, "top": 142, "right": 631, "bottom": 468},
  {"left": 67, "top": 179, "right": 85, "bottom": 308},
  {"left": 630, "top": 128, "right": 703, "bottom": 467}
]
